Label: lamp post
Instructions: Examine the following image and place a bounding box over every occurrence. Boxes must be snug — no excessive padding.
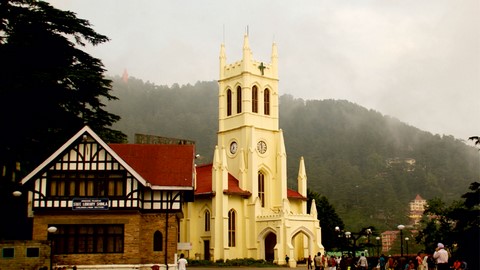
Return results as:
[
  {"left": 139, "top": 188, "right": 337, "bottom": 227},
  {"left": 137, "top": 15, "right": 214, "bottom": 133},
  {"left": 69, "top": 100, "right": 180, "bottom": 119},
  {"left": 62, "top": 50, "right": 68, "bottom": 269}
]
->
[
  {"left": 405, "top": 237, "right": 409, "bottom": 256},
  {"left": 397, "top": 225, "right": 405, "bottom": 257},
  {"left": 375, "top": 236, "right": 381, "bottom": 257},
  {"left": 345, "top": 231, "right": 351, "bottom": 256},
  {"left": 365, "top": 228, "right": 372, "bottom": 256},
  {"left": 48, "top": 226, "right": 57, "bottom": 270},
  {"left": 335, "top": 226, "right": 342, "bottom": 255}
]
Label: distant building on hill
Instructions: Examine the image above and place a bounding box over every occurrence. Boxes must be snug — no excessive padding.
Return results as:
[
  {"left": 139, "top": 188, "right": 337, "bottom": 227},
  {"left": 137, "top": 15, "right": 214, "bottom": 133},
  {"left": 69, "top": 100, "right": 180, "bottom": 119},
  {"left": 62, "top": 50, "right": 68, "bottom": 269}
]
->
[
  {"left": 386, "top": 157, "right": 416, "bottom": 172},
  {"left": 409, "top": 194, "right": 427, "bottom": 225}
]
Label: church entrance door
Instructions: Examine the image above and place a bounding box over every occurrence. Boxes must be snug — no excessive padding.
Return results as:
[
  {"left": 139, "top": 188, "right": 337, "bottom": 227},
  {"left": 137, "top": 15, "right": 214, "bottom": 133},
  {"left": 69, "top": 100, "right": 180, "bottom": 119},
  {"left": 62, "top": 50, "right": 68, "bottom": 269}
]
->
[
  {"left": 264, "top": 232, "right": 276, "bottom": 262},
  {"left": 203, "top": 240, "right": 210, "bottom": 261}
]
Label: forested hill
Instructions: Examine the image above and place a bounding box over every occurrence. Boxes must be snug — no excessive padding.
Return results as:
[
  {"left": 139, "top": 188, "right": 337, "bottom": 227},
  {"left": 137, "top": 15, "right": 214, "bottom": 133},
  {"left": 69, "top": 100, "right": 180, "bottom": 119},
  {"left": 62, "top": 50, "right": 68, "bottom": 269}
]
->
[{"left": 106, "top": 76, "right": 479, "bottom": 231}]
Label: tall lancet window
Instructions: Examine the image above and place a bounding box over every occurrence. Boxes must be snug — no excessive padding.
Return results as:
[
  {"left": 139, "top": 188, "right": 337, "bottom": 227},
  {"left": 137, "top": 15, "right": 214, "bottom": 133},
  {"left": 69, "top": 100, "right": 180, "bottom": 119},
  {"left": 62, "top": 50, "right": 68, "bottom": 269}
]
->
[
  {"left": 204, "top": 210, "right": 211, "bottom": 232},
  {"left": 264, "top": 88, "right": 270, "bottom": 115},
  {"left": 236, "top": 86, "right": 242, "bottom": 113},
  {"left": 252, "top": 86, "right": 258, "bottom": 113},
  {"left": 227, "top": 89, "right": 232, "bottom": 116},
  {"left": 258, "top": 172, "right": 265, "bottom": 207},
  {"left": 228, "top": 209, "right": 236, "bottom": 247}
]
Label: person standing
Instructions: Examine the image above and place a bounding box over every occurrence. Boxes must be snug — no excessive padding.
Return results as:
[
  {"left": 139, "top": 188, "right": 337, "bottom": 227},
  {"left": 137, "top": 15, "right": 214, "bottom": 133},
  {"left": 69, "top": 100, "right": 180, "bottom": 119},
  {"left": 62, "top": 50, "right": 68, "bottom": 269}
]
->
[
  {"left": 379, "top": 254, "right": 386, "bottom": 270},
  {"left": 308, "top": 255, "right": 313, "bottom": 270},
  {"left": 314, "top": 252, "right": 324, "bottom": 270},
  {"left": 357, "top": 253, "right": 368, "bottom": 270},
  {"left": 178, "top": 253, "right": 188, "bottom": 270},
  {"left": 433, "top": 243, "right": 449, "bottom": 270},
  {"left": 415, "top": 252, "right": 424, "bottom": 270}
]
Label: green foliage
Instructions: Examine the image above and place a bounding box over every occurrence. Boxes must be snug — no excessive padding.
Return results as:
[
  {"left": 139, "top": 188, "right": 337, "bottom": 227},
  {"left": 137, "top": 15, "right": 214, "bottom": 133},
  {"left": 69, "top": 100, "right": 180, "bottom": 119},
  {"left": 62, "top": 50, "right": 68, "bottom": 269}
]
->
[
  {"left": 105, "top": 77, "right": 479, "bottom": 233},
  {"left": 0, "top": 0, "right": 126, "bottom": 173},
  {"left": 416, "top": 182, "right": 479, "bottom": 269},
  {"left": 307, "top": 189, "right": 345, "bottom": 250}
]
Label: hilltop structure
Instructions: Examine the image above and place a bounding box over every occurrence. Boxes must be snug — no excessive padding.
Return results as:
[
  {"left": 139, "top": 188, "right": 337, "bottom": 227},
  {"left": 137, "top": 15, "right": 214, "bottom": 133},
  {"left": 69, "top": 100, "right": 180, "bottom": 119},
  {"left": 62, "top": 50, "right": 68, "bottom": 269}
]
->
[
  {"left": 409, "top": 194, "right": 427, "bottom": 225},
  {"left": 179, "top": 35, "right": 323, "bottom": 266}
]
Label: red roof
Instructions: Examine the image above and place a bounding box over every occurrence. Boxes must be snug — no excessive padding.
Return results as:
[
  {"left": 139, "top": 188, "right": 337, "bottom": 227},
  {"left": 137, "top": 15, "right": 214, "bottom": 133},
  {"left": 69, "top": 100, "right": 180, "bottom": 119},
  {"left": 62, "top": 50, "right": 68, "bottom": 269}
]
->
[
  {"left": 195, "top": 164, "right": 250, "bottom": 197},
  {"left": 109, "top": 144, "right": 195, "bottom": 188},
  {"left": 287, "top": 189, "right": 307, "bottom": 200},
  {"left": 414, "top": 194, "right": 424, "bottom": 201},
  {"left": 195, "top": 164, "right": 214, "bottom": 196},
  {"left": 195, "top": 164, "right": 302, "bottom": 199}
]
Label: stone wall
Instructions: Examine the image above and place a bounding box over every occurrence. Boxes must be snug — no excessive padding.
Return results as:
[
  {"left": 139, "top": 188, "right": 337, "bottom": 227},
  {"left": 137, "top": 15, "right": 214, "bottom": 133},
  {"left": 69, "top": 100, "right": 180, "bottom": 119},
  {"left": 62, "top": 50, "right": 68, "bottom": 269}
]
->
[
  {"left": 0, "top": 240, "right": 50, "bottom": 270},
  {"left": 31, "top": 211, "right": 178, "bottom": 268}
]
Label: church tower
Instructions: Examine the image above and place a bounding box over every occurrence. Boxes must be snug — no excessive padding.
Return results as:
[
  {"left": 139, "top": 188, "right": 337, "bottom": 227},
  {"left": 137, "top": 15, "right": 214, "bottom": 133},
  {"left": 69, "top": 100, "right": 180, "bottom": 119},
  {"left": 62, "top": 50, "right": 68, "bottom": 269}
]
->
[
  {"left": 216, "top": 33, "right": 286, "bottom": 208},
  {"left": 181, "top": 34, "right": 323, "bottom": 266}
]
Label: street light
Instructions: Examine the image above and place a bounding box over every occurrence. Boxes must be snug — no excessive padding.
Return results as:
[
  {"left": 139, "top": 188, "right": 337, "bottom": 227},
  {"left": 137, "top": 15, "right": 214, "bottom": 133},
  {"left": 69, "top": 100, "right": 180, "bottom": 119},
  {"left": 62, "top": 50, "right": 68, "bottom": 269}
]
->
[
  {"left": 345, "top": 232, "right": 351, "bottom": 256},
  {"left": 405, "top": 237, "right": 409, "bottom": 256},
  {"left": 335, "top": 226, "right": 342, "bottom": 255},
  {"left": 375, "top": 236, "right": 381, "bottom": 257},
  {"left": 48, "top": 226, "right": 58, "bottom": 270},
  {"left": 397, "top": 225, "right": 405, "bottom": 257}
]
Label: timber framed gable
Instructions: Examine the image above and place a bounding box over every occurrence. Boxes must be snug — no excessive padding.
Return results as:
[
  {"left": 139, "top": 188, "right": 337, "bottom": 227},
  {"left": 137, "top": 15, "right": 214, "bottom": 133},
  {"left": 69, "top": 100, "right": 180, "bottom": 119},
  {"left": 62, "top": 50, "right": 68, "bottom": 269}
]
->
[{"left": 20, "top": 126, "right": 191, "bottom": 214}]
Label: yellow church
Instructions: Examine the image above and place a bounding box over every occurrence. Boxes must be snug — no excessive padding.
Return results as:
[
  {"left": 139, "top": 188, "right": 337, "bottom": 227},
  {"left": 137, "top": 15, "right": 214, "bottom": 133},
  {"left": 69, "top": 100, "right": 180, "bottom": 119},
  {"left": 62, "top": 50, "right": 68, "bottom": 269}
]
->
[{"left": 179, "top": 34, "right": 324, "bottom": 266}]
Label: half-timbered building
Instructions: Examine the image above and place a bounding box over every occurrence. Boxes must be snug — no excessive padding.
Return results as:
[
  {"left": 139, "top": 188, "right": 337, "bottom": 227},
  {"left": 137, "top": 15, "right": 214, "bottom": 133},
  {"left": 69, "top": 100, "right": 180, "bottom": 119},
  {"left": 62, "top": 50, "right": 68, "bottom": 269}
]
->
[{"left": 19, "top": 126, "right": 195, "bottom": 269}]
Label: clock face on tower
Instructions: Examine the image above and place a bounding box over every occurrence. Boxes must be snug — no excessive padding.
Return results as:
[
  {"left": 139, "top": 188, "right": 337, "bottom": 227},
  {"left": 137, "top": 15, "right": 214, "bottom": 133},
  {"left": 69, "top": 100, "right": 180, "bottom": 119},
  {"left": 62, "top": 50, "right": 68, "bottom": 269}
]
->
[
  {"left": 230, "top": 141, "right": 238, "bottom": 154},
  {"left": 257, "top": 140, "right": 267, "bottom": 154}
]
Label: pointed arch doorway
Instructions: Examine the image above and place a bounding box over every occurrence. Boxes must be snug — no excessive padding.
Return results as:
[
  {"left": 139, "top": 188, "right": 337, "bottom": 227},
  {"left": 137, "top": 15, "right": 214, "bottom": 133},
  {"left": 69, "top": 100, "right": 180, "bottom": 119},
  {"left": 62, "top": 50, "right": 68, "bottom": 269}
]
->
[{"left": 264, "top": 232, "right": 277, "bottom": 262}]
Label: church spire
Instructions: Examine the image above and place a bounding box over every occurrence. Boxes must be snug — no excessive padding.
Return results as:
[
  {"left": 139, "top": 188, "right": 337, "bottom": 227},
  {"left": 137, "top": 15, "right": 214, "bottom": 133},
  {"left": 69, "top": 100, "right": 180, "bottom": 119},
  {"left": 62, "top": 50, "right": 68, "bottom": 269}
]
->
[
  {"left": 242, "top": 33, "right": 252, "bottom": 67},
  {"left": 219, "top": 43, "right": 226, "bottom": 79}
]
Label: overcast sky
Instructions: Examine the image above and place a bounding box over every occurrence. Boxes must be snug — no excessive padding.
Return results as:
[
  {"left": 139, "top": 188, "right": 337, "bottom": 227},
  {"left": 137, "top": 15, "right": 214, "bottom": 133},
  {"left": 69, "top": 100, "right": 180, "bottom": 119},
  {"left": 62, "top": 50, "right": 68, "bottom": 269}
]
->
[{"left": 48, "top": 0, "right": 479, "bottom": 142}]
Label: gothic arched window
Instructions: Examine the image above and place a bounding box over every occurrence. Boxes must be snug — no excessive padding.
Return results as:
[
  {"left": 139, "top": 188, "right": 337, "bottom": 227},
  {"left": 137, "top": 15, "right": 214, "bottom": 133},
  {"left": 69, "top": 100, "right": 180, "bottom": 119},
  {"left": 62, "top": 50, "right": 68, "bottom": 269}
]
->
[
  {"left": 153, "top": 230, "right": 163, "bottom": 251},
  {"left": 227, "top": 89, "right": 232, "bottom": 116},
  {"left": 228, "top": 209, "right": 236, "bottom": 247},
  {"left": 204, "top": 210, "right": 211, "bottom": 232},
  {"left": 258, "top": 172, "right": 265, "bottom": 207},
  {"left": 236, "top": 86, "right": 242, "bottom": 113},
  {"left": 252, "top": 86, "right": 258, "bottom": 113},
  {"left": 264, "top": 88, "right": 270, "bottom": 115}
]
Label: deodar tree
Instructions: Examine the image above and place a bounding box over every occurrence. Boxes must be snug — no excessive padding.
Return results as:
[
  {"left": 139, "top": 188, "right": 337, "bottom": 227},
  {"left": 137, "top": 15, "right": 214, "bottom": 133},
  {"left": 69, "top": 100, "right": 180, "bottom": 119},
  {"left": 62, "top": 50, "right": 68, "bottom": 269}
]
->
[{"left": 0, "top": 0, "right": 127, "bottom": 173}]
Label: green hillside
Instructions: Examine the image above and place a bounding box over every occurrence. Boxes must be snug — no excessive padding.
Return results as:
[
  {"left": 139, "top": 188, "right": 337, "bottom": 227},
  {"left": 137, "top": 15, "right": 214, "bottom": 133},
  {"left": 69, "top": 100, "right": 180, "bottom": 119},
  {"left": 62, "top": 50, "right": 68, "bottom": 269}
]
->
[{"left": 106, "top": 76, "right": 479, "bottom": 232}]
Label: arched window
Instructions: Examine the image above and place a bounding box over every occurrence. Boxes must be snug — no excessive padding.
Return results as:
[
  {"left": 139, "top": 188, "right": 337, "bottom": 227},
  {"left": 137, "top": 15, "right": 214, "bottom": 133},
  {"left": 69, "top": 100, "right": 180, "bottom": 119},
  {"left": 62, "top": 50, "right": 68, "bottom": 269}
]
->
[
  {"left": 252, "top": 86, "right": 258, "bottom": 113},
  {"left": 228, "top": 209, "right": 236, "bottom": 247},
  {"left": 153, "top": 231, "right": 163, "bottom": 251},
  {"left": 236, "top": 86, "right": 242, "bottom": 113},
  {"left": 264, "top": 88, "right": 270, "bottom": 115},
  {"left": 258, "top": 172, "right": 265, "bottom": 207},
  {"left": 227, "top": 89, "right": 232, "bottom": 116},
  {"left": 204, "top": 210, "right": 211, "bottom": 232}
]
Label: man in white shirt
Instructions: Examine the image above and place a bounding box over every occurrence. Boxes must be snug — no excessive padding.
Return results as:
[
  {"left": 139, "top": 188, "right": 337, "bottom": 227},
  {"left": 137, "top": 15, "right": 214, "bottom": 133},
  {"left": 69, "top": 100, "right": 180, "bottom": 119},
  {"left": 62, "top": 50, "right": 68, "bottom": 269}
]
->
[
  {"left": 178, "top": 253, "right": 188, "bottom": 270},
  {"left": 433, "top": 243, "right": 449, "bottom": 270}
]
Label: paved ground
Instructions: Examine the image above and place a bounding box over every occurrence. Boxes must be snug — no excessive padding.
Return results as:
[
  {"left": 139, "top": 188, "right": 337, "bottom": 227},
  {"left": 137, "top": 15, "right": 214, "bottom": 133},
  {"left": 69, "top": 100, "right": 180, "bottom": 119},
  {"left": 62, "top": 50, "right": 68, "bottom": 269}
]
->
[{"left": 190, "top": 265, "right": 303, "bottom": 269}]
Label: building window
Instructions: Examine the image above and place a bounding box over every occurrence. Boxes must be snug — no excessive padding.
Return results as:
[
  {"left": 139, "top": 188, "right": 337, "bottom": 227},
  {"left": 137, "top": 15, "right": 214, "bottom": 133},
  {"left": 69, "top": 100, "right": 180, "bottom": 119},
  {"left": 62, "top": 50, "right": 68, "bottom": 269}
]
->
[
  {"left": 2, "top": 248, "right": 14, "bottom": 258},
  {"left": 264, "top": 88, "right": 270, "bottom": 115},
  {"left": 252, "top": 86, "right": 258, "bottom": 113},
  {"left": 236, "top": 86, "right": 242, "bottom": 113},
  {"left": 48, "top": 172, "right": 125, "bottom": 198},
  {"left": 227, "top": 89, "right": 232, "bottom": 116},
  {"left": 204, "top": 210, "right": 211, "bottom": 232},
  {"left": 52, "top": 224, "right": 124, "bottom": 254},
  {"left": 228, "top": 209, "right": 236, "bottom": 247},
  {"left": 26, "top": 247, "right": 40, "bottom": 257},
  {"left": 153, "top": 231, "right": 163, "bottom": 251},
  {"left": 258, "top": 172, "right": 265, "bottom": 207}
]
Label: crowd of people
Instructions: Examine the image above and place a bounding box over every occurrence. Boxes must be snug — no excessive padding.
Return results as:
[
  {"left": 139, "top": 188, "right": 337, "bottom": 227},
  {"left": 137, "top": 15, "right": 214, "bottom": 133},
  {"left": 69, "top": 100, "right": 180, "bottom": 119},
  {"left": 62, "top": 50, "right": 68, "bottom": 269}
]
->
[{"left": 303, "top": 242, "right": 467, "bottom": 270}]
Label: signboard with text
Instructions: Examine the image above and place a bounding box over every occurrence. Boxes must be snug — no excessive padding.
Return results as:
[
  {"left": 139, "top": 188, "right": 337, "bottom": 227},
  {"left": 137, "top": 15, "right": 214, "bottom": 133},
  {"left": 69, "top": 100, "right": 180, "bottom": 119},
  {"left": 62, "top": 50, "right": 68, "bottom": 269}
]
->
[
  {"left": 177, "top": 242, "right": 192, "bottom": 250},
  {"left": 72, "top": 198, "right": 109, "bottom": 210}
]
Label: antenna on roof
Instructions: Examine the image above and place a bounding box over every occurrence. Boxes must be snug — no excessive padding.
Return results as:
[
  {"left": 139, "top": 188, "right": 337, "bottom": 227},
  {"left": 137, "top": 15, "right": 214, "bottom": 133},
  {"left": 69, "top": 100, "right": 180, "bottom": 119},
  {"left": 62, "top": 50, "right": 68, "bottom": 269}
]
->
[
  {"left": 246, "top": 25, "right": 249, "bottom": 36},
  {"left": 223, "top": 24, "right": 225, "bottom": 44}
]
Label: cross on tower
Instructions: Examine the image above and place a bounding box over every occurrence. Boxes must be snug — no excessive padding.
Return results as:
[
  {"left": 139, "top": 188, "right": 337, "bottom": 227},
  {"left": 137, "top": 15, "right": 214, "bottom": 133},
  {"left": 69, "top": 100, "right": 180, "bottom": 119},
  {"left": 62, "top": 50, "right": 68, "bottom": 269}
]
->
[{"left": 258, "top": 62, "right": 266, "bottom": 75}]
